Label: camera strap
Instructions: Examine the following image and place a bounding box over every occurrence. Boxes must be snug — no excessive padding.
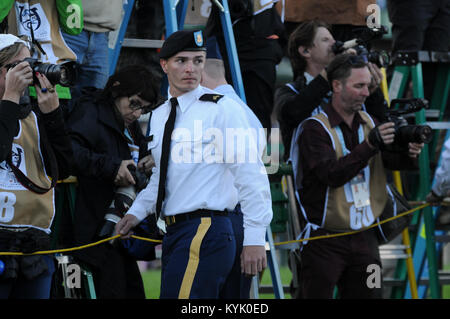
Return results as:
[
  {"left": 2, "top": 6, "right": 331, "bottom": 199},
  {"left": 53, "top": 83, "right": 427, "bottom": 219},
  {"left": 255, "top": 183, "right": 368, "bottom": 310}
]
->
[
  {"left": 7, "top": 156, "right": 57, "bottom": 195},
  {"left": 6, "top": 121, "right": 59, "bottom": 195}
]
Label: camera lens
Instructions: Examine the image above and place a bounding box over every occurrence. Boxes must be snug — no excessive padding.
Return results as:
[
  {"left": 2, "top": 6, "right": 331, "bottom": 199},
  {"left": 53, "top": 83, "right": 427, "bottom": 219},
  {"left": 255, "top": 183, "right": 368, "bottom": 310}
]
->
[
  {"left": 58, "top": 61, "right": 77, "bottom": 87},
  {"left": 416, "top": 125, "right": 433, "bottom": 144},
  {"left": 34, "top": 63, "right": 62, "bottom": 86},
  {"left": 26, "top": 58, "right": 76, "bottom": 87},
  {"left": 396, "top": 124, "right": 433, "bottom": 144}
]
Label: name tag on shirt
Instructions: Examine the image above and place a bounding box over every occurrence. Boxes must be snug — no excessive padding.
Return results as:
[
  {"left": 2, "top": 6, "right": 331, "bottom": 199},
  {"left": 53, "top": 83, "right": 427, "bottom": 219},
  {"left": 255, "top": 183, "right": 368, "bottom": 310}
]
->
[{"left": 350, "top": 172, "right": 370, "bottom": 209}]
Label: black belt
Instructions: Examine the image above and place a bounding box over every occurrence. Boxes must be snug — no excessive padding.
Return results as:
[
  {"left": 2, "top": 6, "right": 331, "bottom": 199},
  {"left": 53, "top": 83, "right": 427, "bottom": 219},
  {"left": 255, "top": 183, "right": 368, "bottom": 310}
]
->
[{"left": 165, "top": 209, "right": 228, "bottom": 226}]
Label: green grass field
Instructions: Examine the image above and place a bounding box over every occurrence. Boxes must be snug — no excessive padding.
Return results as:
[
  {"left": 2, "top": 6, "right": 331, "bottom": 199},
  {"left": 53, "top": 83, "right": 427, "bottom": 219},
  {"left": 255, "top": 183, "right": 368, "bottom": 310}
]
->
[
  {"left": 140, "top": 265, "right": 292, "bottom": 299},
  {"left": 141, "top": 263, "right": 450, "bottom": 299}
]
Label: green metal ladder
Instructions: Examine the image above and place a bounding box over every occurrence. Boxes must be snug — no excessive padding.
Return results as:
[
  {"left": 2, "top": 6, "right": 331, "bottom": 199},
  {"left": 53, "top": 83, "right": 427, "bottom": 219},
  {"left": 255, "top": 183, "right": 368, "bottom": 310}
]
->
[{"left": 388, "top": 50, "right": 450, "bottom": 299}]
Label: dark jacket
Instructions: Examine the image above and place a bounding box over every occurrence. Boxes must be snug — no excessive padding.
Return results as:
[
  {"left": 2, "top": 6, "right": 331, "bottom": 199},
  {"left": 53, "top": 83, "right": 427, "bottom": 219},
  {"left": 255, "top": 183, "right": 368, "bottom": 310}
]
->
[
  {"left": 275, "top": 74, "right": 388, "bottom": 161},
  {"left": 68, "top": 89, "right": 148, "bottom": 246},
  {"left": 67, "top": 89, "right": 147, "bottom": 298},
  {"left": 0, "top": 100, "right": 73, "bottom": 179}
]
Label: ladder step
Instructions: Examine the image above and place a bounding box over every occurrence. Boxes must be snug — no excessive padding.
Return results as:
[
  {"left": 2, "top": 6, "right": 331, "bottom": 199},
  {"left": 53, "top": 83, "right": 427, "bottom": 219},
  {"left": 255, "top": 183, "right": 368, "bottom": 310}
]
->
[
  {"left": 122, "top": 38, "right": 164, "bottom": 48},
  {"left": 426, "top": 122, "right": 450, "bottom": 130},
  {"left": 379, "top": 244, "right": 409, "bottom": 250},
  {"left": 379, "top": 245, "right": 410, "bottom": 260},
  {"left": 403, "top": 109, "right": 440, "bottom": 120},
  {"left": 393, "top": 50, "right": 450, "bottom": 65},
  {"left": 384, "top": 274, "right": 450, "bottom": 287},
  {"left": 380, "top": 253, "right": 410, "bottom": 259},
  {"left": 435, "top": 234, "right": 450, "bottom": 242}
]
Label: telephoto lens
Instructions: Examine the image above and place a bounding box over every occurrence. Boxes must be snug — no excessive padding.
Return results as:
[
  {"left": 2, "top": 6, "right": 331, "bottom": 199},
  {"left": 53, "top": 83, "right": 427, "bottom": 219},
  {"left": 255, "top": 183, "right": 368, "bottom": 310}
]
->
[
  {"left": 31, "top": 59, "right": 77, "bottom": 87},
  {"left": 6, "top": 58, "right": 77, "bottom": 87},
  {"left": 395, "top": 124, "right": 433, "bottom": 145},
  {"left": 97, "top": 185, "right": 137, "bottom": 240}
]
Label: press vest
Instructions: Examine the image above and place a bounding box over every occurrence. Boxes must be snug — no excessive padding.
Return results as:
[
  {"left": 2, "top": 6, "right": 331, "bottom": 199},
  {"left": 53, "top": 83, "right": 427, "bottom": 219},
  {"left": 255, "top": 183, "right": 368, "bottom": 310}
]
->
[
  {"left": 8, "top": 0, "right": 77, "bottom": 63},
  {"left": 302, "top": 111, "right": 388, "bottom": 232},
  {"left": 0, "top": 111, "right": 55, "bottom": 233}
]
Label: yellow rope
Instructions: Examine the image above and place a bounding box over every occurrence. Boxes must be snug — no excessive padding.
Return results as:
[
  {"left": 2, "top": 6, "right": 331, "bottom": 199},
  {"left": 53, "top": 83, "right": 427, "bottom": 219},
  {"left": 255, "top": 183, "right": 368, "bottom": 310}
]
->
[
  {"left": 0, "top": 201, "right": 439, "bottom": 256},
  {"left": 0, "top": 234, "right": 162, "bottom": 256},
  {"left": 273, "top": 203, "right": 430, "bottom": 247}
]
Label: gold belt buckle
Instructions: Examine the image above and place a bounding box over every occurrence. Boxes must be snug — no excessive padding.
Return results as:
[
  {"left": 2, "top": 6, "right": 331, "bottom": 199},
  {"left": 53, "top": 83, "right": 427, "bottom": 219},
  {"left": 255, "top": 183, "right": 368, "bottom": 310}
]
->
[{"left": 166, "top": 216, "right": 176, "bottom": 226}]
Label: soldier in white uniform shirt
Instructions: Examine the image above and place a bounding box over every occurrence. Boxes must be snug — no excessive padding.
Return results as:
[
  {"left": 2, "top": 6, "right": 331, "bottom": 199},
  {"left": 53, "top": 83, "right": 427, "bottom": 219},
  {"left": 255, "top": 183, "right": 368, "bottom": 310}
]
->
[{"left": 115, "top": 30, "right": 273, "bottom": 299}]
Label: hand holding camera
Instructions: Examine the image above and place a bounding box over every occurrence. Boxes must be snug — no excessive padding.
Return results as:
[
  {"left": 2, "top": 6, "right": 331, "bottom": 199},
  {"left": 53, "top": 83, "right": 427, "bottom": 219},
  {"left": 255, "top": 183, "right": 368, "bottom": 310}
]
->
[
  {"left": 34, "top": 72, "right": 59, "bottom": 114},
  {"left": 368, "top": 98, "right": 431, "bottom": 152},
  {"left": 367, "top": 62, "right": 383, "bottom": 94},
  {"left": 332, "top": 26, "right": 390, "bottom": 69},
  {"left": 3, "top": 61, "right": 33, "bottom": 103},
  {"left": 368, "top": 122, "right": 396, "bottom": 149},
  {"left": 114, "top": 159, "right": 137, "bottom": 186},
  {"left": 98, "top": 162, "right": 149, "bottom": 239}
]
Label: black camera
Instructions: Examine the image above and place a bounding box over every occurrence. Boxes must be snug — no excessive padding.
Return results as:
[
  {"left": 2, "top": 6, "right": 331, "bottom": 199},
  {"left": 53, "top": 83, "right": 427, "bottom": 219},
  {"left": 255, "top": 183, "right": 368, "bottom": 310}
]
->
[
  {"left": 97, "top": 164, "right": 148, "bottom": 240},
  {"left": 355, "top": 45, "right": 390, "bottom": 68},
  {"left": 332, "top": 26, "right": 390, "bottom": 68},
  {"left": 6, "top": 57, "right": 76, "bottom": 87},
  {"left": 383, "top": 98, "right": 433, "bottom": 149}
]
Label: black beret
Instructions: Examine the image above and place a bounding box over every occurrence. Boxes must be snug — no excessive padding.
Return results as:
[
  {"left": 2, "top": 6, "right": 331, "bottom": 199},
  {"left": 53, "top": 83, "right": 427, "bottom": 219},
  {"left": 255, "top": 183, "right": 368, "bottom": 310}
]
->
[{"left": 159, "top": 30, "right": 207, "bottom": 59}]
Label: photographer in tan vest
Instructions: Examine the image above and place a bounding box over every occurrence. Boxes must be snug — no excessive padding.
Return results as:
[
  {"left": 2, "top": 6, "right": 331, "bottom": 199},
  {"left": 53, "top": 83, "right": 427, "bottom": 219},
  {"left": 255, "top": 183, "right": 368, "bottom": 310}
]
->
[
  {"left": 0, "top": 34, "right": 72, "bottom": 298},
  {"left": 292, "top": 53, "right": 423, "bottom": 298}
]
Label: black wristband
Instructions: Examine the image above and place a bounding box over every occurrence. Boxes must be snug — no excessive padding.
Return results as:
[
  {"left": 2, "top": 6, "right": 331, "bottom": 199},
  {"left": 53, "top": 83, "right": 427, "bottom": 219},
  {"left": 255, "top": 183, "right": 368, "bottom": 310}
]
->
[{"left": 368, "top": 126, "right": 384, "bottom": 150}]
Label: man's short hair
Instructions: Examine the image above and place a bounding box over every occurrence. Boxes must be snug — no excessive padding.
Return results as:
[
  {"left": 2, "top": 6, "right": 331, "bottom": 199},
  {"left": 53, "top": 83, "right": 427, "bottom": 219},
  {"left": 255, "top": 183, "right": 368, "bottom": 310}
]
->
[
  {"left": 287, "top": 20, "right": 331, "bottom": 78},
  {"left": 326, "top": 53, "right": 368, "bottom": 85}
]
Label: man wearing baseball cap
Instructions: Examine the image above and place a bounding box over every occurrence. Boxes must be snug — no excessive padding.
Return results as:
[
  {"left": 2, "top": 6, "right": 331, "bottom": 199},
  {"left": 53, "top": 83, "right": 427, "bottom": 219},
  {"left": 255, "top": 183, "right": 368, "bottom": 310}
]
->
[
  {"left": 116, "top": 30, "right": 273, "bottom": 299},
  {"left": 0, "top": 34, "right": 72, "bottom": 299}
]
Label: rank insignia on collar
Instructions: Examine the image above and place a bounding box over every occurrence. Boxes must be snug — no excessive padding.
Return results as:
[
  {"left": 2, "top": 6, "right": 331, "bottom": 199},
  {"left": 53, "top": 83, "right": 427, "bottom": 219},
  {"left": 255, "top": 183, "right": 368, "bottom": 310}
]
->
[{"left": 199, "top": 94, "right": 224, "bottom": 103}]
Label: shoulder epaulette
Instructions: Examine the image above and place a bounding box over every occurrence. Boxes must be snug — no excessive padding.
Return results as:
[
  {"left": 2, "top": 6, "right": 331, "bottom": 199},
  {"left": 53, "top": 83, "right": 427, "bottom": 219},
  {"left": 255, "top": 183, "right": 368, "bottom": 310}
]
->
[{"left": 199, "top": 94, "right": 224, "bottom": 103}]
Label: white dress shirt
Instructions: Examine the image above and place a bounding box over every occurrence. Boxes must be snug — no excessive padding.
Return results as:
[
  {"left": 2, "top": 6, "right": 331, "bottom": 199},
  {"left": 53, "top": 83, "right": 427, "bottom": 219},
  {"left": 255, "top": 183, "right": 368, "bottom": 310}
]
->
[
  {"left": 213, "top": 84, "right": 266, "bottom": 158},
  {"left": 126, "top": 85, "right": 273, "bottom": 246}
]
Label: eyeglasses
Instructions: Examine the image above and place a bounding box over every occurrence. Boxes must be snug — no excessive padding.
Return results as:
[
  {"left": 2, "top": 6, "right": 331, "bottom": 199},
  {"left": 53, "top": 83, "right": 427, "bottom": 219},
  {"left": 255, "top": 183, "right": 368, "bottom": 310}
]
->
[{"left": 128, "top": 97, "right": 151, "bottom": 113}]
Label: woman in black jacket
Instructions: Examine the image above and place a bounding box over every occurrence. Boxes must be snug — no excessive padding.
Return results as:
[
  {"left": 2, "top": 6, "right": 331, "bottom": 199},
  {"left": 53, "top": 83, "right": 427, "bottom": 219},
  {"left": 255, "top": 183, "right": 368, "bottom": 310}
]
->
[{"left": 67, "top": 65, "right": 160, "bottom": 298}]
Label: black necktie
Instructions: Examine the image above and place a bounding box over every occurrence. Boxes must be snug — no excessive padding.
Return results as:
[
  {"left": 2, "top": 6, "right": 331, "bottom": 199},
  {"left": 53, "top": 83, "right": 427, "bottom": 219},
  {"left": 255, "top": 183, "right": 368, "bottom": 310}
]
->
[{"left": 156, "top": 97, "right": 178, "bottom": 219}]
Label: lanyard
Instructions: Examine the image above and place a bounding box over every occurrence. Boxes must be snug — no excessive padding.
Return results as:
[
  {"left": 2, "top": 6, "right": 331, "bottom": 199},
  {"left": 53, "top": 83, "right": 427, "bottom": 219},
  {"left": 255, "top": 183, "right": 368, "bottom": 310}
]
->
[
  {"left": 334, "top": 124, "right": 364, "bottom": 156},
  {"left": 335, "top": 124, "right": 371, "bottom": 207}
]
